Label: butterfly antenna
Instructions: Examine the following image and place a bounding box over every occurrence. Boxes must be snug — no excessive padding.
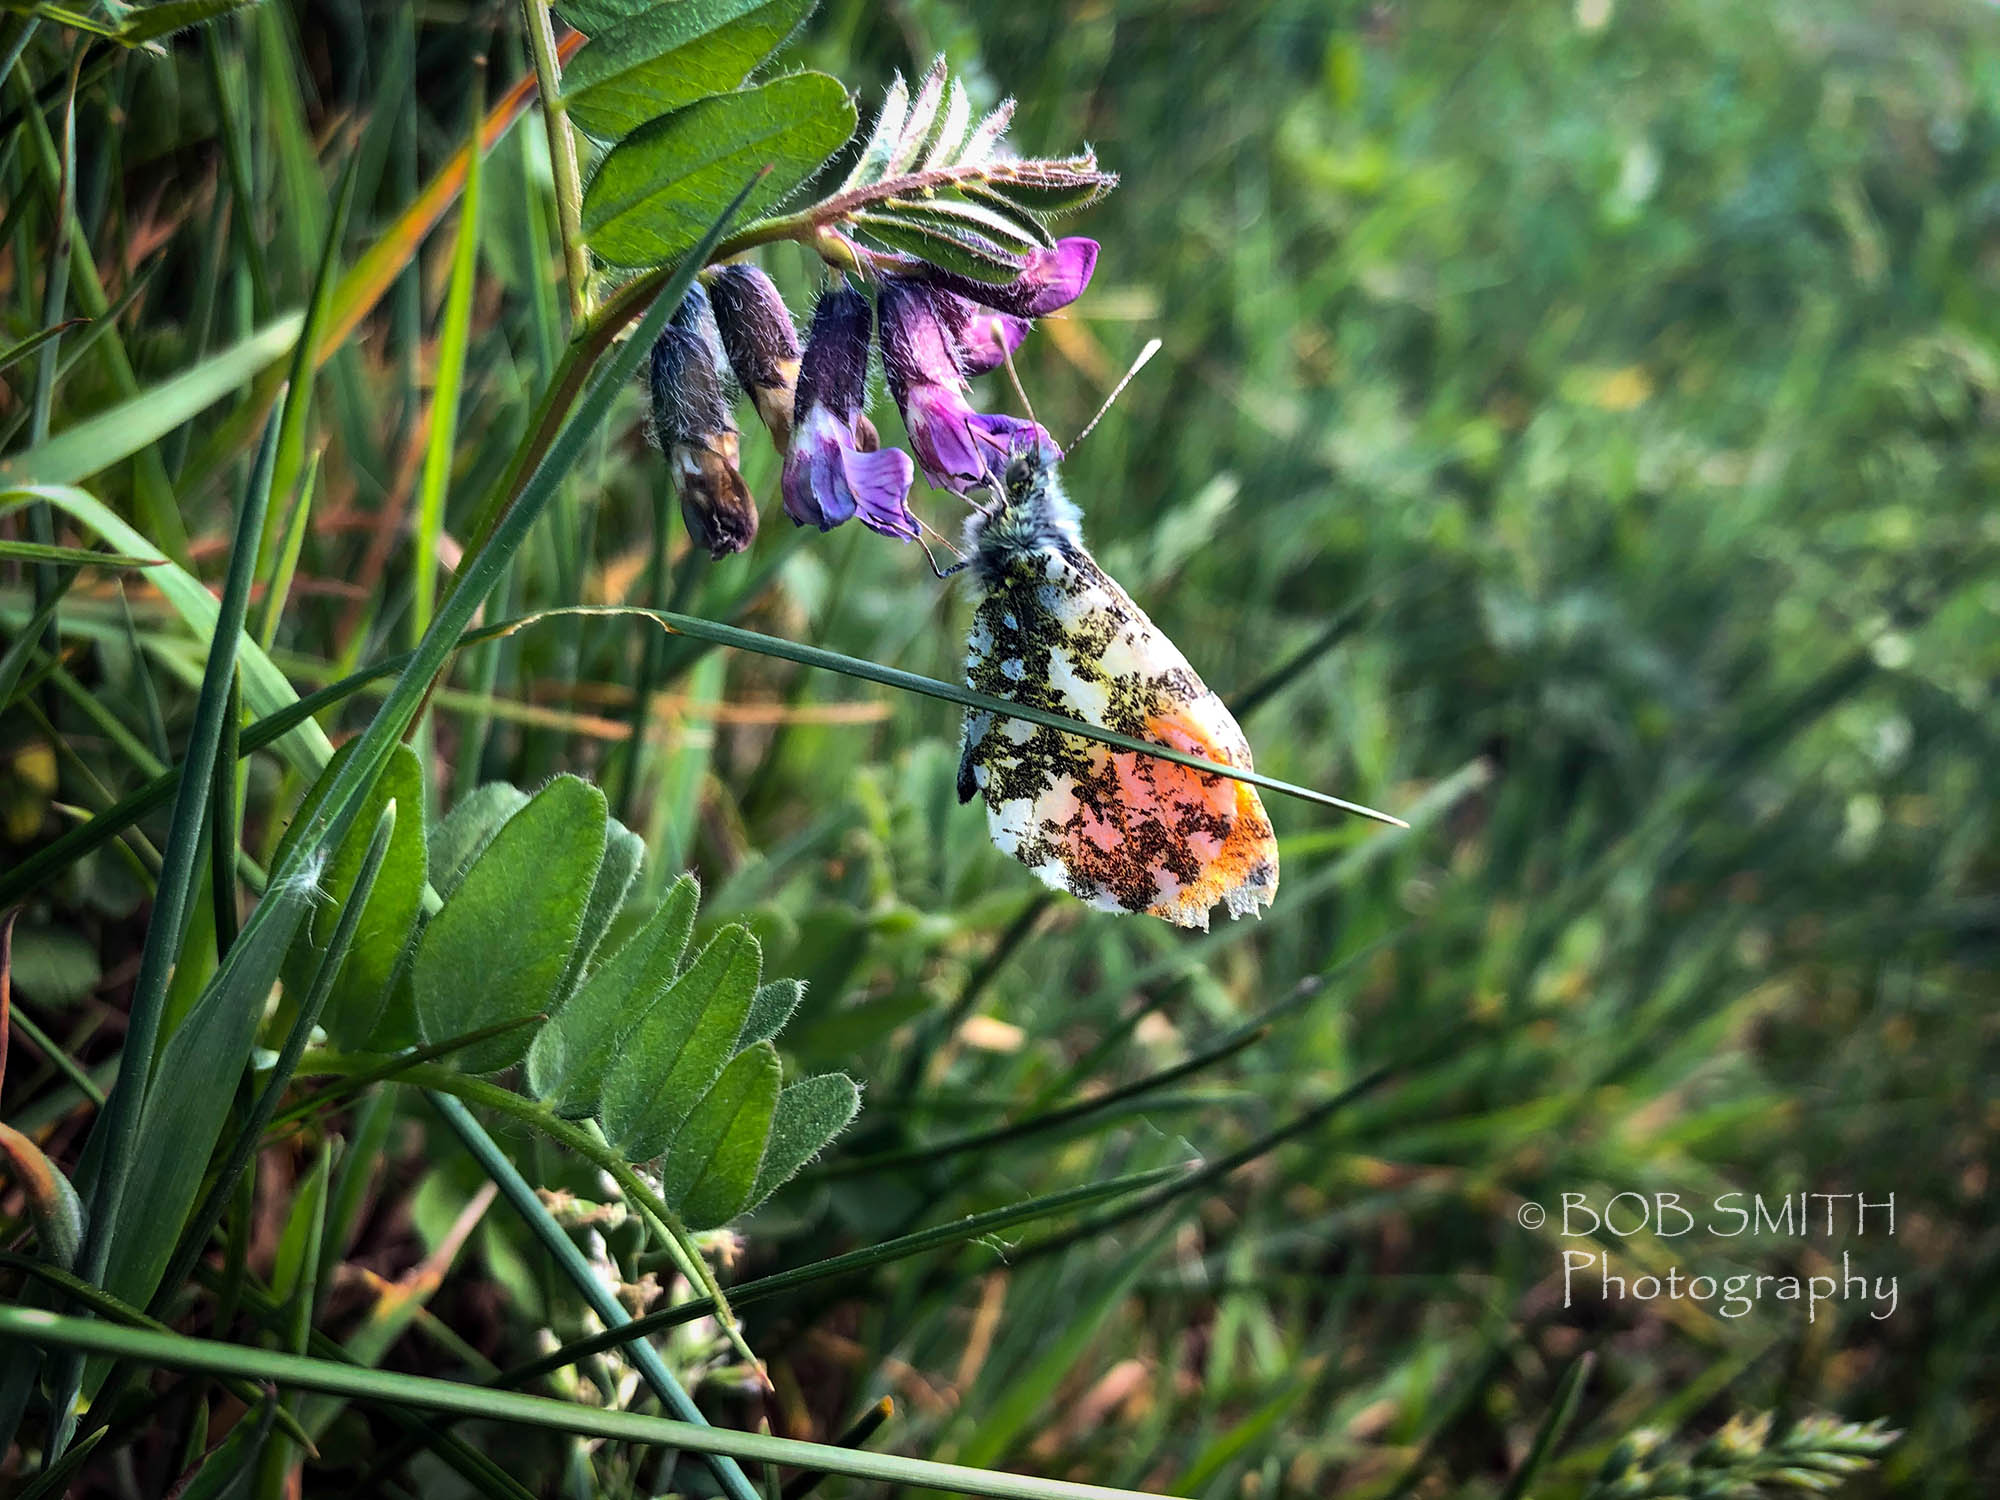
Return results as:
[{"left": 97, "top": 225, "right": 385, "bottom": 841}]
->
[{"left": 1071, "top": 337, "right": 1162, "bottom": 451}]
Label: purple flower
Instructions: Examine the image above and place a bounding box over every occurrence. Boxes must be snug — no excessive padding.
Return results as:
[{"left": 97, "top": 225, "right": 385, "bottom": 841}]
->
[
  {"left": 706, "top": 263, "right": 802, "bottom": 452},
  {"left": 649, "top": 285, "right": 757, "bottom": 558},
  {"left": 879, "top": 278, "right": 1051, "bottom": 494},
  {"left": 934, "top": 294, "right": 1030, "bottom": 377},
  {"left": 781, "top": 286, "right": 918, "bottom": 538},
  {"left": 920, "top": 237, "right": 1098, "bottom": 319}
]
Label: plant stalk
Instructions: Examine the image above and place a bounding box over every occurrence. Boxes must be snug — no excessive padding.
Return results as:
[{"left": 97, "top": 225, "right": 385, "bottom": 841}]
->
[{"left": 521, "top": 0, "right": 588, "bottom": 324}]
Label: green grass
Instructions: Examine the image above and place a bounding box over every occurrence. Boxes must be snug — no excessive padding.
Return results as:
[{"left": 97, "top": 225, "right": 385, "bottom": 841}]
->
[{"left": 2, "top": 1, "right": 1996, "bottom": 1497}]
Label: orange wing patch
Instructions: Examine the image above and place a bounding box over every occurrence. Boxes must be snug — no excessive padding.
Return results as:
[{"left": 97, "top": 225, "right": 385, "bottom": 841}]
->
[{"left": 958, "top": 545, "right": 1279, "bottom": 929}]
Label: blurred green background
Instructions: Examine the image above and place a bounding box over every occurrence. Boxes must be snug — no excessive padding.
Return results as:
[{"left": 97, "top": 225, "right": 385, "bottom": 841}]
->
[{"left": 4, "top": 0, "right": 1997, "bottom": 1494}]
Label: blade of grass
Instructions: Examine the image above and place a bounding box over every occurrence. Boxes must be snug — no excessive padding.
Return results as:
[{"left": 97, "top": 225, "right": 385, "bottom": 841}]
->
[
  {"left": 46, "top": 410, "right": 283, "bottom": 1459},
  {"left": 0, "top": 314, "right": 305, "bottom": 488},
  {"left": 0, "top": 481, "right": 336, "bottom": 776},
  {"left": 426, "top": 1090, "right": 763, "bottom": 1500},
  {"left": 153, "top": 806, "right": 397, "bottom": 1317},
  {"left": 170, "top": 32, "right": 584, "bottom": 505},
  {"left": 412, "top": 64, "right": 485, "bottom": 650},
  {"left": 0, "top": 1257, "right": 316, "bottom": 1454},
  {"left": 254, "top": 447, "right": 321, "bottom": 651},
  {"left": 205, "top": 667, "right": 243, "bottom": 957},
  {"left": 259, "top": 150, "right": 362, "bottom": 577},
  {"left": 0, "top": 539, "right": 160, "bottom": 567},
  {"left": 494, "top": 605, "right": 1406, "bottom": 824},
  {"left": 0, "top": 317, "right": 85, "bottom": 375},
  {"left": 1496, "top": 1352, "right": 1594, "bottom": 1500},
  {"left": 0, "top": 1310, "right": 1178, "bottom": 1500}
]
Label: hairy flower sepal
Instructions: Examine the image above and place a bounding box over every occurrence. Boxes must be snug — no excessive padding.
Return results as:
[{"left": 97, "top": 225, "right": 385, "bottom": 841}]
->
[
  {"left": 781, "top": 285, "right": 918, "bottom": 537},
  {"left": 706, "top": 263, "right": 802, "bottom": 451},
  {"left": 649, "top": 285, "right": 758, "bottom": 557},
  {"left": 881, "top": 278, "right": 1049, "bottom": 493}
]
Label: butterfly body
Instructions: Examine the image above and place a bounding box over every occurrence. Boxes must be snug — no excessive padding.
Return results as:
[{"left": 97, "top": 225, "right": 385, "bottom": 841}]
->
[{"left": 955, "top": 446, "right": 1278, "bottom": 929}]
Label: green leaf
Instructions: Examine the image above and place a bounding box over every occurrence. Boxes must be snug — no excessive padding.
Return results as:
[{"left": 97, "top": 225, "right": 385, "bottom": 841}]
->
[
  {"left": 102, "top": 878, "right": 316, "bottom": 1313},
  {"left": 956, "top": 184, "right": 1058, "bottom": 247},
  {"left": 428, "top": 782, "right": 530, "bottom": 897},
  {"left": 877, "top": 193, "right": 1048, "bottom": 255},
  {"left": 738, "top": 978, "right": 803, "bottom": 1050},
  {"left": 0, "top": 539, "right": 161, "bottom": 569},
  {"left": 4, "top": 927, "right": 99, "bottom": 1005},
  {"left": 662, "top": 1041, "right": 780, "bottom": 1228},
  {"left": 555, "top": 819, "right": 644, "bottom": 1006},
  {"left": 597, "top": 924, "right": 760, "bottom": 1160},
  {"left": 978, "top": 162, "right": 1119, "bottom": 217},
  {"left": 552, "top": 0, "right": 642, "bottom": 32},
  {"left": 10, "top": 1427, "right": 104, "bottom": 1500},
  {"left": 744, "top": 1071, "right": 858, "bottom": 1210},
  {"left": 564, "top": 0, "right": 814, "bottom": 141},
  {"left": 412, "top": 776, "right": 607, "bottom": 1074},
  {"left": 86, "top": 412, "right": 287, "bottom": 1356},
  {"left": 271, "top": 741, "right": 426, "bottom": 1050},
  {"left": 855, "top": 210, "right": 1027, "bottom": 282},
  {"left": 113, "top": 0, "right": 266, "bottom": 45},
  {"left": 169, "top": 1391, "right": 275, "bottom": 1500},
  {"left": 526, "top": 872, "right": 700, "bottom": 1118},
  {"left": 581, "top": 73, "right": 855, "bottom": 269}
]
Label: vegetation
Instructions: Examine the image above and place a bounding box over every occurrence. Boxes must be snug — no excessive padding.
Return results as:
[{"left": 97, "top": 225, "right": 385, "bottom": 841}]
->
[{"left": 1, "top": 0, "right": 1994, "bottom": 1496}]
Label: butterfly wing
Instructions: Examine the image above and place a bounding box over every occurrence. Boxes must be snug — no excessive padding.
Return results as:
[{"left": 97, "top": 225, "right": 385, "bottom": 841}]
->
[{"left": 957, "top": 542, "right": 1278, "bottom": 929}]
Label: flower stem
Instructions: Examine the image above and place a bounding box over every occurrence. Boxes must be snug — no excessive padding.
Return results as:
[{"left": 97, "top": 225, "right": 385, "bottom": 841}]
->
[{"left": 521, "top": 0, "right": 588, "bottom": 324}]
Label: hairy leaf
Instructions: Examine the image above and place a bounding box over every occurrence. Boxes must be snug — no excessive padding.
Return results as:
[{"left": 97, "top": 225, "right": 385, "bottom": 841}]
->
[
  {"left": 564, "top": 0, "right": 813, "bottom": 141},
  {"left": 738, "top": 978, "right": 804, "bottom": 1051},
  {"left": 582, "top": 73, "right": 855, "bottom": 269},
  {"left": 555, "top": 820, "right": 644, "bottom": 1005},
  {"left": 526, "top": 873, "right": 700, "bottom": 1118},
  {"left": 270, "top": 741, "right": 426, "bottom": 1050},
  {"left": 746, "top": 1072, "right": 860, "bottom": 1210},
  {"left": 428, "top": 783, "right": 530, "bottom": 897},
  {"left": 663, "top": 1042, "right": 780, "bottom": 1229},
  {"left": 597, "top": 924, "right": 759, "bottom": 1160},
  {"left": 856, "top": 210, "right": 1027, "bottom": 282},
  {"left": 413, "top": 776, "right": 607, "bottom": 1074}
]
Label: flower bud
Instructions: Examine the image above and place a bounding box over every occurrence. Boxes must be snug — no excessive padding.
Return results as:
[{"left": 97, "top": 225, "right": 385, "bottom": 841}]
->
[
  {"left": 648, "top": 285, "right": 758, "bottom": 558},
  {"left": 706, "top": 263, "right": 803, "bottom": 452}
]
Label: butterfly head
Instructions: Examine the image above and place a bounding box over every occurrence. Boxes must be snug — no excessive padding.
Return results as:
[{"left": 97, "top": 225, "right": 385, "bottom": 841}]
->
[{"left": 963, "top": 436, "right": 1082, "bottom": 585}]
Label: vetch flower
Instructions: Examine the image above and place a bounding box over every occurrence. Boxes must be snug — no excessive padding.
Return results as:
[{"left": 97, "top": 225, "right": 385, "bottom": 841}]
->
[
  {"left": 648, "top": 284, "right": 758, "bottom": 558},
  {"left": 879, "top": 278, "right": 1049, "bottom": 493},
  {"left": 934, "top": 293, "right": 1030, "bottom": 377},
  {"left": 781, "top": 285, "right": 918, "bottom": 538},
  {"left": 706, "top": 263, "right": 802, "bottom": 452},
  {"left": 920, "top": 236, "right": 1098, "bottom": 319}
]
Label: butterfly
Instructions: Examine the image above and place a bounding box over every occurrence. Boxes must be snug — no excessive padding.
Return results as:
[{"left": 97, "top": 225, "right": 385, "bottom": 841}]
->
[{"left": 951, "top": 442, "right": 1278, "bottom": 929}]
